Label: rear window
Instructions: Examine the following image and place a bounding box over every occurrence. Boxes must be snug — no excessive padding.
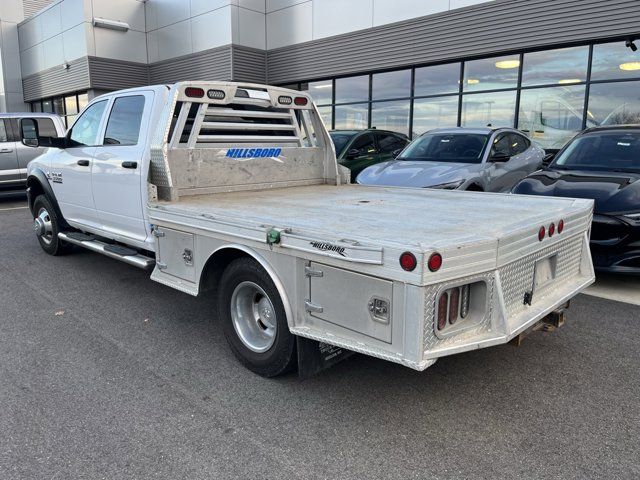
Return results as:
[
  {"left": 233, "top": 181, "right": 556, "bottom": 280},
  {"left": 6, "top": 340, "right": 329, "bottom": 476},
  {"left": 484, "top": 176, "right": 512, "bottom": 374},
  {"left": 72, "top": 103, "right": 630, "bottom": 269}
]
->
[{"left": 104, "top": 96, "right": 145, "bottom": 146}]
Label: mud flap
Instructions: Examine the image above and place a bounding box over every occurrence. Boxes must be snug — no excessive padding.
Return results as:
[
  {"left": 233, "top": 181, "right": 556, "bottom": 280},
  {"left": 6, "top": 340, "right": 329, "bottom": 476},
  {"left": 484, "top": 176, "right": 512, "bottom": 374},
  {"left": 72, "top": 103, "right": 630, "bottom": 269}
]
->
[{"left": 297, "top": 337, "right": 355, "bottom": 380}]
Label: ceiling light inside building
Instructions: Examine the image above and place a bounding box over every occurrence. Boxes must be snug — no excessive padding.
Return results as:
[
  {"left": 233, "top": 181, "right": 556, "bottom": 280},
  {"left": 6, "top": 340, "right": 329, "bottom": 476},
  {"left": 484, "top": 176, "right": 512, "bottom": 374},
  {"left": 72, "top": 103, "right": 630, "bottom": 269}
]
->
[
  {"left": 92, "top": 17, "right": 130, "bottom": 32},
  {"left": 619, "top": 61, "right": 640, "bottom": 71},
  {"left": 313, "top": 83, "right": 332, "bottom": 89},
  {"left": 495, "top": 59, "right": 520, "bottom": 69},
  {"left": 558, "top": 79, "right": 581, "bottom": 84},
  {"left": 467, "top": 79, "right": 480, "bottom": 84}
]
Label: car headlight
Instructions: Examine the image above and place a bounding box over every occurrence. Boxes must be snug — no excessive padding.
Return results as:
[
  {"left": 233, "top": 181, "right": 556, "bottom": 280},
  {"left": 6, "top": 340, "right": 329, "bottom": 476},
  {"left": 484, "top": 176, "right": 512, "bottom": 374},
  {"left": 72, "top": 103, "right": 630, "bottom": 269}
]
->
[
  {"left": 427, "top": 180, "right": 465, "bottom": 190},
  {"left": 622, "top": 212, "right": 640, "bottom": 224}
]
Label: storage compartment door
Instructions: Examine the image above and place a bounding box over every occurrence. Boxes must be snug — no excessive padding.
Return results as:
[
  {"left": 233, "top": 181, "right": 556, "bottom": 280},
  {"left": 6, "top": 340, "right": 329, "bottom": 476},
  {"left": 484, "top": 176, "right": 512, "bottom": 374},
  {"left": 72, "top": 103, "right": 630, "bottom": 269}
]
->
[
  {"left": 156, "top": 227, "right": 196, "bottom": 282},
  {"left": 308, "top": 263, "right": 392, "bottom": 343}
]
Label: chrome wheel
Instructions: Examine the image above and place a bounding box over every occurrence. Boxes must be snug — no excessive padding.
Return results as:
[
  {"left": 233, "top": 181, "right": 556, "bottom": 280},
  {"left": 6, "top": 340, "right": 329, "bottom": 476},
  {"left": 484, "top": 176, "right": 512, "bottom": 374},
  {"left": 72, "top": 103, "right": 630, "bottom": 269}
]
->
[
  {"left": 230, "top": 281, "right": 277, "bottom": 353},
  {"left": 34, "top": 207, "right": 54, "bottom": 245}
]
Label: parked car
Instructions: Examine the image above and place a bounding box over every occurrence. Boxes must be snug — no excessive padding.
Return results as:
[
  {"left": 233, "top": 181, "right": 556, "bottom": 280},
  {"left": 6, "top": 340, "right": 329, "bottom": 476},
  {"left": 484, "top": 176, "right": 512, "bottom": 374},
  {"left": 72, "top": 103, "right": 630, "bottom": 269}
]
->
[
  {"left": 513, "top": 126, "right": 640, "bottom": 274},
  {"left": 329, "top": 129, "right": 409, "bottom": 179},
  {"left": 0, "top": 113, "right": 66, "bottom": 191},
  {"left": 356, "top": 127, "right": 545, "bottom": 192}
]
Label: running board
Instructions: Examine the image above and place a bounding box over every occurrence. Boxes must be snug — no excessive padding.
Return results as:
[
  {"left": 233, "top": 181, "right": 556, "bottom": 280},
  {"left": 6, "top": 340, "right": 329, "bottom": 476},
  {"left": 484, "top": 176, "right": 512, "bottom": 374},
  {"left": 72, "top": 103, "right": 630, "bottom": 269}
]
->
[{"left": 58, "top": 232, "right": 155, "bottom": 270}]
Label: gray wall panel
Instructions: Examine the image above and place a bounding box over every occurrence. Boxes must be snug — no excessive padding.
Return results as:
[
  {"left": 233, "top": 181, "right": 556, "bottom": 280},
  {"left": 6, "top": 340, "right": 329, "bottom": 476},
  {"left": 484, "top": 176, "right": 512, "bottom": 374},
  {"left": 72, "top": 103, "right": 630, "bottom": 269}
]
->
[
  {"left": 88, "top": 57, "right": 150, "bottom": 91},
  {"left": 22, "top": 0, "right": 54, "bottom": 17},
  {"left": 149, "top": 45, "right": 233, "bottom": 84},
  {"left": 22, "top": 57, "right": 90, "bottom": 101},
  {"left": 266, "top": 0, "right": 640, "bottom": 83},
  {"left": 231, "top": 45, "right": 267, "bottom": 84}
]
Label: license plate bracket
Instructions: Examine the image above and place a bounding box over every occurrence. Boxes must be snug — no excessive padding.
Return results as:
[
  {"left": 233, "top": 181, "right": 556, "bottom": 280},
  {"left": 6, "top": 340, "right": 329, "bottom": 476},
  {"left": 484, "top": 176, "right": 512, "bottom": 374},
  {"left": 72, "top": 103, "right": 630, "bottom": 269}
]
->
[{"left": 533, "top": 254, "right": 558, "bottom": 291}]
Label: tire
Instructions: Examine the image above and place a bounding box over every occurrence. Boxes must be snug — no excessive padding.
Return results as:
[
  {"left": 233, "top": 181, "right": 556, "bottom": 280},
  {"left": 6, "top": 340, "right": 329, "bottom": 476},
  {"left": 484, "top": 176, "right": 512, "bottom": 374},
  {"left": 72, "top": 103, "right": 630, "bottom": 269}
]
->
[
  {"left": 32, "top": 194, "right": 72, "bottom": 256},
  {"left": 218, "top": 257, "right": 296, "bottom": 377}
]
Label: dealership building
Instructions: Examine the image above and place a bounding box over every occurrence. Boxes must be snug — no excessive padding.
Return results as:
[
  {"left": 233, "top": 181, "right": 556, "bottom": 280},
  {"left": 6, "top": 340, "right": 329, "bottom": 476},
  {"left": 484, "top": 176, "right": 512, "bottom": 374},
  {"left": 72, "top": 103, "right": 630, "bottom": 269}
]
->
[{"left": 0, "top": 0, "right": 639, "bottom": 148}]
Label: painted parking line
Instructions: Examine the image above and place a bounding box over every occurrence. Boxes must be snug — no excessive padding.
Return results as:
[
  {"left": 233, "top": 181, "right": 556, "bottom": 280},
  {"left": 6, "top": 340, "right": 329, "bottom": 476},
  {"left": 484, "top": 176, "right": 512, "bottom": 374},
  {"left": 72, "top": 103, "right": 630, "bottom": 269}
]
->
[{"left": 0, "top": 206, "right": 28, "bottom": 212}]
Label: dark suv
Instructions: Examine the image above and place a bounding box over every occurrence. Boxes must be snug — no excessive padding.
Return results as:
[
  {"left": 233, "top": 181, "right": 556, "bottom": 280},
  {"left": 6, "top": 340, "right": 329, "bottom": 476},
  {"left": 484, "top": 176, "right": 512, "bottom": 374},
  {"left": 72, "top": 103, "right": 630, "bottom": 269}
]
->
[{"left": 329, "top": 129, "right": 409, "bottom": 178}]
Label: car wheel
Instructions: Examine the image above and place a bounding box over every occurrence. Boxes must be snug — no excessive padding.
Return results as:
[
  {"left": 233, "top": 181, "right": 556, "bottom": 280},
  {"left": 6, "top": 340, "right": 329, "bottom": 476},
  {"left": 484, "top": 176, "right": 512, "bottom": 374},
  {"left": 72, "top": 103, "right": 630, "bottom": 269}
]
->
[
  {"left": 32, "top": 195, "right": 72, "bottom": 256},
  {"left": 218, "top": 257, "right": 296, "bottom": 377}
]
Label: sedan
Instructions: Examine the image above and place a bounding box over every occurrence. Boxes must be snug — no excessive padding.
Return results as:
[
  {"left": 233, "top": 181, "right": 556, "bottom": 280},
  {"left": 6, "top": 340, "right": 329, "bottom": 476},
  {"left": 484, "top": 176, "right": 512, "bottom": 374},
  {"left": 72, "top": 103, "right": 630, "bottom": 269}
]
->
[
  {"left": 329, "top": 129, "right": 409, "bottom": 179},
  {"left": 356, "top": 127, "right": 544, "bottom": 192},
  {"left": 513, "top": 126, "right": 640, "bottom": 274}
]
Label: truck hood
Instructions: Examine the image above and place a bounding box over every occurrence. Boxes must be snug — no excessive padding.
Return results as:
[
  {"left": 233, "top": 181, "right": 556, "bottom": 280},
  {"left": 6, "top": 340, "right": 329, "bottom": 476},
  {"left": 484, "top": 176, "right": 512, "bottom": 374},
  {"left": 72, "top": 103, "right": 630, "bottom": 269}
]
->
[
  {"left": 356, "top": 160, "right": 482, "bottom": 187},
  {"left": 513, "top": 168, "right": 640, "bottom": 214}
]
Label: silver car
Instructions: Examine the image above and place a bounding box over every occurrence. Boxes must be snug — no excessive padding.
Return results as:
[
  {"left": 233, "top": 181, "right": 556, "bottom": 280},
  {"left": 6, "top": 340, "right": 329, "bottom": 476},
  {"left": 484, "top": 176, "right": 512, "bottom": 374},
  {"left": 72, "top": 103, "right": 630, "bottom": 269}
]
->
[
  {"left": 356, "top": 127, "right": 545, "bottom": 192},
  {"left": 0, "top": 113, "right": 66, "bottom": 191}
]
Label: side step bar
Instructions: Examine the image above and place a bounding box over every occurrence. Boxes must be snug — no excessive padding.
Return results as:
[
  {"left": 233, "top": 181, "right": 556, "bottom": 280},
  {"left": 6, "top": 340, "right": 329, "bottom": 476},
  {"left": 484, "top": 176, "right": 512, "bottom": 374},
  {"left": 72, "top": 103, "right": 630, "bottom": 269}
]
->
[{"left": 58, "top": 232, "right": 155, "bottom": 270}]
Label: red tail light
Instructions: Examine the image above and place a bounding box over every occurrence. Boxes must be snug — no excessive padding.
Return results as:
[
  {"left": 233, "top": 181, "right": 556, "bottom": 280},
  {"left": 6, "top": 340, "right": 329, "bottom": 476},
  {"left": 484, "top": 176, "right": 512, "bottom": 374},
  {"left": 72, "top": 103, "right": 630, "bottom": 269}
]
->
[
  {"left": 558, "top": 219, "right": 564, "bottom": 233},
  {"left": 549, "top": 222, "right": 556, "bottom": 237},
  {"left": 448, "top": 287, "right": 460, "bottom": 325},
  {"left": 428, "top": 253, "right": 443, "bottom": 272},
  {"left": 294, "top": 97, "right": 308, "bottom": 106},
  {"left": 400, "top": 252, "right": 417, "bottom": 271},
  {"left": 185, "top": 87, "right": 204, "bottom": 98},
  {"left": 538, "top": 226, "right": 546, "bottom": 241},
  {"left": 437, "top": 292, "right": 448, "bottom": 330}
]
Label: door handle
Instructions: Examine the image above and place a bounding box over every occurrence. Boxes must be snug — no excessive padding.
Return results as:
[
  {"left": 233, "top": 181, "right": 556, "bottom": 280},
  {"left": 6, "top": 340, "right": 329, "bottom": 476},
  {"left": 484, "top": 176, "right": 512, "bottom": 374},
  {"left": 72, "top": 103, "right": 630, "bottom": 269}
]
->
[
  {"left": 77, "top": 159, "right": 90, "bottom": 166},
  {"left": 0, "top": 148, "right": 13, "bottom": 153},
  {"left": 121, "top": 161, "right": 138, "bottom": 169}
]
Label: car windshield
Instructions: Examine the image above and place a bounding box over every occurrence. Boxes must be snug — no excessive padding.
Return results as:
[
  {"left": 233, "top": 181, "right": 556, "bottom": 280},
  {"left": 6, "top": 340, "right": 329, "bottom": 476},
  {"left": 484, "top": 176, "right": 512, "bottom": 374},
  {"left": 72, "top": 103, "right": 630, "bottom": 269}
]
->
[
  {"left": 551, "top": 132, "right": 640, "bottom": 172},
  {"left": 329, "top": 132, "right": 356, "bottom": 156},
  {"left": 399, "top": 133, "right": 489, "bottom": 164}
]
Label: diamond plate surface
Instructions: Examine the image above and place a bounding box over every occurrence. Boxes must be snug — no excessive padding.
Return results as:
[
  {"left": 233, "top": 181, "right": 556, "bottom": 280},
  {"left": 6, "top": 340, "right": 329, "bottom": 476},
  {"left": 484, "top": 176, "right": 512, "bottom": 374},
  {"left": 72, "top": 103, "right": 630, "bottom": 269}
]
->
[
  {"left": 149, "top": 91, "right": 177, "bottom": 189},
  {"left": 499, "top": 235, "right": 583, "bottom": 319}
]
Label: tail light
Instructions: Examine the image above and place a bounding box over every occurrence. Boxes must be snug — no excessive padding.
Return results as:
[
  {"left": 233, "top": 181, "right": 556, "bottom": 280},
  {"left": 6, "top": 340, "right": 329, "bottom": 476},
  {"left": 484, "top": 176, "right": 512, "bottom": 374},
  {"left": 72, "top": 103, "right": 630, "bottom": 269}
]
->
[
  {"left": 185, "top": 87, "right": 204, "bottom": 98},
  {"left": 538, "top": 226, "right": 546, "bottom": 241},
  {"left": 207, "top": 89, "right": 225, "bottom": 100},
  {"left": 437, "top": 292, "right": 448, "bottom": 330},
  {"left": 558, "top": 219, "right": 564, "bottom": 233},
  {"left": 278, "top": 95, "right": 293, "bottom": 105},
  {"left": 428, "top": 253, "right": 443, "bottom": 272},
  {"left": 549, "top": 222, "right": 556, "bottom": 237},
  {"left": 294, "top": 97, "right": 308, "bottom": 106},
  {"left": 460, "top": 284, "right": 470, "bottom": 318},
  {"left": 400, "top": 252, "right": 417, "bottom": 271},
  {"left": 448, "top": 287, "right": 460, "bottom": 325},
  {"left": 436, "top": 283, "right": 474, "bottom": 332}
]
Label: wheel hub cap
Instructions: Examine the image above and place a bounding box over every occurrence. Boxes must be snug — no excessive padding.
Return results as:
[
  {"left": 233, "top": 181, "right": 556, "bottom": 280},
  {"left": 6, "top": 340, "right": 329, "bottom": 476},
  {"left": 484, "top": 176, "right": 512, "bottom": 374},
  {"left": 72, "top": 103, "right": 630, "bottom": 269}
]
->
[
  {"left": 35, "top": 207, "right": 54, "bottom": 245},
  {"left": 230, "top": 281, "right": 277, "bottom": 353}
]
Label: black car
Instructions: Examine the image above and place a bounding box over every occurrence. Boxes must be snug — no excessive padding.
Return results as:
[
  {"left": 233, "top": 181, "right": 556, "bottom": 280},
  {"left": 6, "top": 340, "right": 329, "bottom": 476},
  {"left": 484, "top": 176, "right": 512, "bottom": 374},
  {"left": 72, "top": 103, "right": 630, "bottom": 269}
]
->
[
  {"left": 513, "top": 126, "right": 640, "bottom": 274},
  {"left": 329, "top": 129, "right": 410, "bottom": 178}
]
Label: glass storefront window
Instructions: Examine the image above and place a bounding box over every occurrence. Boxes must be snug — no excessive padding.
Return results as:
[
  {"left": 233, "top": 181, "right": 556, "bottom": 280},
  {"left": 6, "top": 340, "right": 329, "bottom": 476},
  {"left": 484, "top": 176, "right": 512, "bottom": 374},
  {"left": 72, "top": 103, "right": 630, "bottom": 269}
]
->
[
  {"left": 518, "top": 85, "right": 586, "bottom": 149},
  {"left": 65, "top": 95, "right": 78, "bottom": 115},
  {"left": 592, "top": 42, "right": 640, "bottom": 81},
  {"left": 371, "top": 100, "right": 410, "bottom": 136},
  {"left": 372, "top": 69, "right": 411, "bottom": 100},
  {"left": 414, "top": 63, "right": 460, "bottom": 97},
  {"left": 302, "top": 80, "right": 333, "bottom": 105},
  {"left": 42, "top": 100, "right": 53, "bottom": 113},
  {"left": 522, "top": 46, "right": 589, "bottom": 87},
  {"left": 588, "top": 81, "right": 640, "bottom": 126},
  {"left": 463, "top": 55, "right": 520, "bottom": 92},
  {"left": 334, "top": 103, "right": 368, "bottom": 129},
  {"left": 317, "top": 106, "right": 333, "bottom": 129},
  {"left": 32, "top": 102, "right": 42, "bottom": 112},
  {"left": 461, "top": 90, "right": 517, "bottom": 128},
  {"left": 335, "top": 75, "right": 369, "bottom": 104},
  {"left": 412, "top": 96, "right": 459, "bottom": 136}
]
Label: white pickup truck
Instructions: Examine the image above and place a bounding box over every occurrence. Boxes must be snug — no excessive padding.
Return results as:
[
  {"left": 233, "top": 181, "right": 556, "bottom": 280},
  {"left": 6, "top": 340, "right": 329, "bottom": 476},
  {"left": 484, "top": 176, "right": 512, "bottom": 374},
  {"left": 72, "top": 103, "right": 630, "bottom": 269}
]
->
[{"left": 24, "top": 82, "right": 595, "bottom": 378}]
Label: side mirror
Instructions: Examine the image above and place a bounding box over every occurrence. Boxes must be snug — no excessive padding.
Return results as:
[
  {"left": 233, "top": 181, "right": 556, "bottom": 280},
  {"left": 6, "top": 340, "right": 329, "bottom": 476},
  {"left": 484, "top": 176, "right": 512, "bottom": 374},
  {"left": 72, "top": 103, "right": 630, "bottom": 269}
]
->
[
  {"left": 489, "top": 153, "right": 510, "bottom": 163},
  {"left": 21, "top": 118, "right": 39, "bottom": 147},
  {"left": 345, "top": 148, "right": 360, "bottom": 159}
]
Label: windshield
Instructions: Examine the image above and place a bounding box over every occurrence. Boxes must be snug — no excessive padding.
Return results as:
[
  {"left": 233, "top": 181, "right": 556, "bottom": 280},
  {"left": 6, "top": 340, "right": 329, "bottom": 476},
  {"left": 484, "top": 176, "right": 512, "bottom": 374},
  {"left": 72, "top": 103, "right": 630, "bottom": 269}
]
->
[
  {"left": 399, "top": 133, "right": 489, "bottom": 164},
  {"left": 551, "top": 132, "right": 640, "bottom": 172},
  {"left": 329, "top": 132, "right": 356, "bottom": 156}
]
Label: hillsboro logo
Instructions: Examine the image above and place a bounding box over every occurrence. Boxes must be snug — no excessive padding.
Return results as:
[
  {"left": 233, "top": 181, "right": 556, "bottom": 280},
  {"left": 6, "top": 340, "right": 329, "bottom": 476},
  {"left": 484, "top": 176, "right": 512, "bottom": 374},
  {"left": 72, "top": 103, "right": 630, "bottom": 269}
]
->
[
  {"left": 310, "top": 241, "right": 346, "bottom": 257},
  {"left": 226, "top": 148, "right": 282, "bottom": 158}
]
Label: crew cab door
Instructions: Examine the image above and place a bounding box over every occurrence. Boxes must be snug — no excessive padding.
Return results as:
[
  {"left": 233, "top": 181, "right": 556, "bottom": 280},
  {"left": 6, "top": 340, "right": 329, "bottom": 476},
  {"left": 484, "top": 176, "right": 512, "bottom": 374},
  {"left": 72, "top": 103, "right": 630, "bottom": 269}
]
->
[
  {"left": 91, "top": 92, "right": 152, "bottom": 245},
  {"left": 0, "top": 119, "right": 19, "bottom": 185},
  {"left": 50, "top": 99, "right": 109, "bottom": 228},
  {"left": 486, "top": 132, "right": 532, "bottom": 193}
]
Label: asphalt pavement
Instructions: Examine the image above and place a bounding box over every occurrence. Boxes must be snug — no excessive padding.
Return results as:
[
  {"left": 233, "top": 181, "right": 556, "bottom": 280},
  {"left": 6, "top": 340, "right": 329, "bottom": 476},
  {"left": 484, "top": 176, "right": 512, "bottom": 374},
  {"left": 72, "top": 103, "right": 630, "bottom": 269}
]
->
[{"left": 1, "top": 196, "right": 639, "bottom": 480}]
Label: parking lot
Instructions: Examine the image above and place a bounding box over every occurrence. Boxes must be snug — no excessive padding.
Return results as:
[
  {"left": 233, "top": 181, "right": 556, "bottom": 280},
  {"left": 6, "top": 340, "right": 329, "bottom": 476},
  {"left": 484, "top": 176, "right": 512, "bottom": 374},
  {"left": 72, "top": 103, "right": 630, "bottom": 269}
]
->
[{"left": 1, "top": 195, "right": 639, "bottom": 480}]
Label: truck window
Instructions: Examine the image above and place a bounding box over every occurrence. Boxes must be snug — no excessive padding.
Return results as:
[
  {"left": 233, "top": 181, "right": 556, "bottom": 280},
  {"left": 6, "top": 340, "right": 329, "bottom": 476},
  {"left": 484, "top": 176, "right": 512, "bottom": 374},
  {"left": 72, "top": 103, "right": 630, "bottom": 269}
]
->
[
  {"left": 351, "top": 133, "right": 377, "bottom": 155},
  {"left": 0, "top": 120, "right": 8, "bottom": 142},
  {"left": 104, "top": 96, "right": 145, "bottom": 146},
  {"left": 377, "top": 132, "right": 406, "bottom": 154},
  {"left": 69, "top": 100, "right": 108, "bottom": 147}
]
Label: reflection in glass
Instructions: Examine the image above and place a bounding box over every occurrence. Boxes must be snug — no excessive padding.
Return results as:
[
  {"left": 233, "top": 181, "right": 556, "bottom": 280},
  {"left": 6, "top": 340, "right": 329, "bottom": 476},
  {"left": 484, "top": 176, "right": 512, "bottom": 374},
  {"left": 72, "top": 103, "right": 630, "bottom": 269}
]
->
[
  {"left": 371, "top": 100, "right": 410, "bottom": 135},
  {"left": 412, "top": 96, "right": 459, "bottom": 136},
  {"left": 414, "top": 63, "right": 461, "bottom": 97},
  {"left": 302, "top": 80, "right": 333, "bottom": 105},
  {"left": 588, "top": 81, "right": 640, "bottom": 125},
  {"left": 592, "top": 42, "right": 640, "bottom": 81},
  {"left": 42, "top": 100, "right": 53, "bottom": 113},
  {"left": 518, "top": 85, "right": 586, "bottom": 149},
  {"left": 522, "top": 46, "right": 588, "bottom": 87},
  {"left": 334, "top": 103, "right": 368, "bottom": 129},
  {"left": 78, "top": 93, "right": 89, "bottom": 111},
  {"left": 317, "top": 105, "right": 333, "bottom": 129},
  {"left": 65, "top": 95, "right": 78, "bottom": 115},
  {"left": 463, "top": 55, "right": 520, "bottom": 91},
  {"left": 461, "top": 90, "right": 516, "bottom": 128},
  {"left": 372, "top": 69, "right": 410, "bottom": 100},
  {"left": 335, "top": 75, "right": 369, "bottom": 104}
]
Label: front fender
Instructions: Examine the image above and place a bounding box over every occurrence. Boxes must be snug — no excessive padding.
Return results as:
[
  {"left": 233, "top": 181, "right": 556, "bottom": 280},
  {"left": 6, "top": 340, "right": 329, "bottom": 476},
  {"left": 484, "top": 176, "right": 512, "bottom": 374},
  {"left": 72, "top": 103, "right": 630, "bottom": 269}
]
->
[{"left": 26, "top": 168, "right": 69, "bottom": 229}]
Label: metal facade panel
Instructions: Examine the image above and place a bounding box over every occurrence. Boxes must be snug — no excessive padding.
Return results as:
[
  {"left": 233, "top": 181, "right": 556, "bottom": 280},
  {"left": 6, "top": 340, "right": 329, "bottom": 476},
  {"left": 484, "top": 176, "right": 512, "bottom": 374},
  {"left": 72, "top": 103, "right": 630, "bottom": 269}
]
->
[
  {"left": 231, "top": 45, "right": 267, "bottom": 83},
  {"left": 87, "top": 57, "right": 150, "bottom": 91},
  {"left": 22, "top": 0, "right": 55, "bottom": 17},
  {"left": 149, "top": 45, "right": 233, "bottom": 84},
  {"left": 266, "top": 0, "right": 640, "bottom": 83},
  {"left": 22, "top": 57, "right": 90, "bottom": 101}
]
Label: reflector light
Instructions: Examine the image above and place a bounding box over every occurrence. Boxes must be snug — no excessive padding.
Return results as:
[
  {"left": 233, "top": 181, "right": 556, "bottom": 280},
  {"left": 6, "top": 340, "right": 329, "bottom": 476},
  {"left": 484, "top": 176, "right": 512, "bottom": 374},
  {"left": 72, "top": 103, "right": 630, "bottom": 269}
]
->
[
  {"left": 185, "top": 87, "right": 204, "bottom": 98},
  {"left": 538, "top": 226, "right": 546, "bottom": 241},
  {"left": 428, "top": 253, "right": 443, "bottom": 272},
  {"left": 558, "top": 219, "right": 564, "bottom": 234},
  {"left": 437, "top": 293, "right": 448, "bottom": 330},
  {"left": 448, "top": 287, "right": 460, "bottom": 325},
  {"left": 549, "top": 222, "right": 556, "bottom": 237},
  {"left": 207, "top": 89, "right": 225, "bottom": 100},
  {"left": 294, "top": 96, "right": 308, "bottom": 106},
  {"left": 278, "top": 95, "right": 293, "bottom": 105},
  {"left": 400, "top": 252, "right": 417, "bottom": 271},
  {"left": 460, "top": 284, "right": 470, "bottom": 319}
]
